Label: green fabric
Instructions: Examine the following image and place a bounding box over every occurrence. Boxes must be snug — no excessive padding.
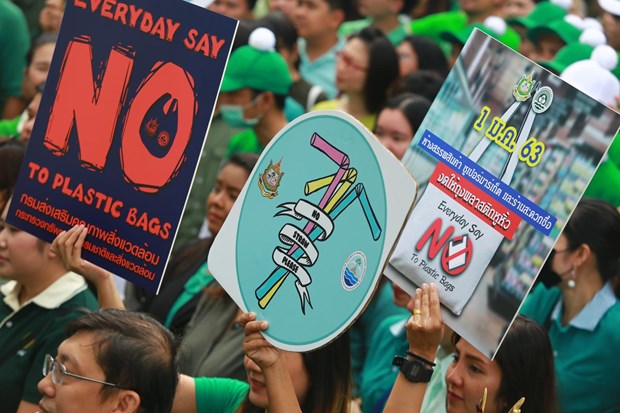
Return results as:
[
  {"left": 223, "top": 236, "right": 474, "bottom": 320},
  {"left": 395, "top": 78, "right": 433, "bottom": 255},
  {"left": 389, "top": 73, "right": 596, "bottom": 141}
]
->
[
  {"left": 172, "top": 114, "right": 242, "bottom": 254},
  {"left": 0, "top": 116, "right": 20, "bottom": 137},
  {"left": 351, "top": 282, "right": 408, "bottom": 398},
  {"left": 411, "top": 10, "right": 468, "bottom": 44},
  {"left": 507, "top": 2, "right": 567, "bottom": 30},
  {"left": 358, "top": 313, "right": 450, "bottom": 413},
  {"left": 221, "top": 44, "right": 292, "bottom": 95},
  {"left": 412, "top": 11, "right": 520, "bottom": 53},
  {"left": 613, "top": 52, "right": 620, "bottom": 81},
  {"left": 539, "top": 43, "right": 593, "bottom": 75},
  {"left": 0, "top": 288, "right": 97, "bottom": 411},
  {"left": 584, "top": 132, "right": 620, "bottom": 207},
  {"left": 11, "top": 0, "right": 45, "bottom": 40},
  {"left": 312, "top": 99, "right": 377, "bottom": 131},
  {"left": 164, "top": 261, "right": 214, "bottom": 327},
  {"left": 520, "top": 284, "right": 620, "bottom": 413},
  {"left": 225, "top": 128, "right": 264, "bottom": 159},
  {"left": 441, "top": 23, "right": 521, "bottom": 51},
  {"left": 358, "top": 314, "right": 408, "bottom": 413},
  {"left": 194, "top": 377, "right": 249, "bottom": 413},
  {"left": 0, "top": 0, "right": 30, "bottom": 112},
  {"left": 339, "top": 16, "right": 412, "bottom": 45}
]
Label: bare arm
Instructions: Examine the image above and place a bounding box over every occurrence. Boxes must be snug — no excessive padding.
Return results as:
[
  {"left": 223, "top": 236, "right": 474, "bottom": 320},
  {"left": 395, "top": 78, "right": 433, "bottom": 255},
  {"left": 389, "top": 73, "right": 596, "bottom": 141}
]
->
[
  {"left": 51, "top": 225, "right": 125, "bottom": 309},
  {"left": 383, "top": 283, "right": 444, "bottom": 413},
  {"left": 240, "top": 312, "right": 303, "bottom": 413}
]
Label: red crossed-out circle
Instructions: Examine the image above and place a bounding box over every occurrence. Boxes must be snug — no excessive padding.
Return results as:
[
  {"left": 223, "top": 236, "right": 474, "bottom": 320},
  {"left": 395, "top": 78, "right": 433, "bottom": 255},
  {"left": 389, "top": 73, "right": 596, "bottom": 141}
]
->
[{"left": 440, "top": 235, "right": 473, "bottom": 276}]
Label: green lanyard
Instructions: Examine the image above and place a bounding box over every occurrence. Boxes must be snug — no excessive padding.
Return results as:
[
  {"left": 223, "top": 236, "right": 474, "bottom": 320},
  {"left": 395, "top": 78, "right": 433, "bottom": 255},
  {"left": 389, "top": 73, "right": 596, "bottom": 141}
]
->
[{"left": 164, "top": 261, "right": 214, "bottom": 328}]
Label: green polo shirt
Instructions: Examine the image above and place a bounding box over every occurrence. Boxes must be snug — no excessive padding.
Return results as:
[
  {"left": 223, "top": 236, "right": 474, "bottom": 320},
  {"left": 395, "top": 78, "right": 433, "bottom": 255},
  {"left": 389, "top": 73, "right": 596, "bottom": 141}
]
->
[
  {"left": 520, "top": 283, "right": 620, "bottom": 413},
  {"left": 0, "top": 273, "right": 98, "bottom": 412}
]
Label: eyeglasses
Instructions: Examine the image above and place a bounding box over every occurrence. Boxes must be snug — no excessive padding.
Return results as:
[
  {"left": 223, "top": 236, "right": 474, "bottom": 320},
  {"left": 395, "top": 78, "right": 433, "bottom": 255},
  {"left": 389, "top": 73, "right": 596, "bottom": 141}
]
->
[
  {"left": 336, "top": 51, "right": 368, "bottom": 72},
  {"left": 43, "top": 354, "right": 120, "bottom": 387}
]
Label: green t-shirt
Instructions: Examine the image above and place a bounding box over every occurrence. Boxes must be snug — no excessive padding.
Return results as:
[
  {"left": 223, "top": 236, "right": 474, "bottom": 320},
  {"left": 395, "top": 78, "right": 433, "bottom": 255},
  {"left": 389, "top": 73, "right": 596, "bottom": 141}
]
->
[
  {"left": 195, "top": 377, "right": 249, "bottom": 413},
  {"left": 225, "top": 128, "right": 264, "bottom": 159},
  {"left": 0, "top": 0, "right": 29, "bottom": 112},
  {"left": 0, "top": 115, "right": 20, "bottom": 137},
  {"left": 339, "top": 16, "right": 412, "bottom": 45}
]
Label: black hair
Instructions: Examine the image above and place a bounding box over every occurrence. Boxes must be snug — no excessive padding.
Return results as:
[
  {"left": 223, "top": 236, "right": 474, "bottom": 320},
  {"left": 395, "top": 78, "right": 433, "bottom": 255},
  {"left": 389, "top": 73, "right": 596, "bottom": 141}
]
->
[
  {"left": 494, "top": 316, "right": 558, "bottom": 413},
  {"left": 381, "top": 92, "right": 431, "bottom": 135},
  {"left": 562, "top": 198, "right": 620, "bottom": 283},
  {"left": 349, "top": 27, "right": 399, "bottom": 114},
  {"left": 240, "top": 331, "right": 351, "bottom": 413},
  {"left": 65, "top": 309, "right": 180, "bottom": 413},
  {"left": 399, "top": 35, "right": 449, "bottom": 77},
  {"left": 233, "top": 20, "right": 259, "bottom": 51},
  {"left": 26, "top": 32, "right": 58, "bottom": 66},
  {"left": 251, "top": 88, "right": 287, "bottom": 110},
  {"left": 388, "top": 70, "right": 445, "bottom": 102},
  {"left": 0, "top": 139, "right": 27, "bottom": 190},
  {"left": 453, "top": 316, "right": 558, "bottom": 413},
  {"left": 399, "top": 0, "right": 417, "bottom": 15},
  {"left": 258, "top": 12, "right": 298, "bottom": 52},
  {"left": 324, "top": 0, "right": 355, "bottom": 16}
]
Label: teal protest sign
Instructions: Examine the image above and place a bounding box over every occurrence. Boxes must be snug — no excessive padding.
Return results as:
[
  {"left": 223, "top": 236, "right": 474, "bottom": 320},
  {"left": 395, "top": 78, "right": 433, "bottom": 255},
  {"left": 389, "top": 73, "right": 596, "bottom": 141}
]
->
[{"left": 209, "top": 110, "right": 417, "bottom": 351}]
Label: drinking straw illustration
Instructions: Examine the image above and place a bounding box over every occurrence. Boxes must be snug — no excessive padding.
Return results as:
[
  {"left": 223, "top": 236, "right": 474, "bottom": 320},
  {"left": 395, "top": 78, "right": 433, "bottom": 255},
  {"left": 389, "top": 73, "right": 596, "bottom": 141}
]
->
[{"left": 255, "top": 133, "right": 382, "bottom": 313}]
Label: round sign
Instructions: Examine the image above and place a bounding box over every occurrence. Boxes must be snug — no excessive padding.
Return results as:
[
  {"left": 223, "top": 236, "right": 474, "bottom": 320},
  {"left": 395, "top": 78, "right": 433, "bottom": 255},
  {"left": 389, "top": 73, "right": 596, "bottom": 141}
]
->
[{"left": 235, "top": 112, "right": 387, "bottom": 350}]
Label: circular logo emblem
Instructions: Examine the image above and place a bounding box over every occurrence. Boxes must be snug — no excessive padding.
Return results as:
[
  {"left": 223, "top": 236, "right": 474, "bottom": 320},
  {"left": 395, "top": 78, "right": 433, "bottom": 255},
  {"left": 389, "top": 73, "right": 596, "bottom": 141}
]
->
[
  {"left": 532, "top": 86, "right": 553, "bottom": 114},
  {"left": 157, "top": 131, "right": 170, "bottom": 148},
  {"left": 440, "top": 234, "right": 473, "bottom": 276},
  {"left": 341, "top": 251, "right": 367, "bottom": 291}
]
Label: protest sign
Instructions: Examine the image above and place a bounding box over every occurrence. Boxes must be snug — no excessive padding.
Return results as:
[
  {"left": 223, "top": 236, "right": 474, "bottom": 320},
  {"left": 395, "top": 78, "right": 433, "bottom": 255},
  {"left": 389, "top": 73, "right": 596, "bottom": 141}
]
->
[
  {"left": 208, "top": 110, "right": 417, "bottom": 351},
  {"left": 6, "top": 0, "right": 237, "bottom": 292},
  {"left": 386, "top": 30, "right": 620, "bottom": 358}
]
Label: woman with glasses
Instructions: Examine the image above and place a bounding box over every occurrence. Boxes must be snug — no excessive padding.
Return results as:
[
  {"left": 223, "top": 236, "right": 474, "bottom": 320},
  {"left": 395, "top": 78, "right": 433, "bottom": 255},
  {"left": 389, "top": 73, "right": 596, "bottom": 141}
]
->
[
  {"left": 520, "top": 198, "right": 620, "bottom": 413},
  {"left": 312, "top": 27, "right": 399, "bottom": 130}
]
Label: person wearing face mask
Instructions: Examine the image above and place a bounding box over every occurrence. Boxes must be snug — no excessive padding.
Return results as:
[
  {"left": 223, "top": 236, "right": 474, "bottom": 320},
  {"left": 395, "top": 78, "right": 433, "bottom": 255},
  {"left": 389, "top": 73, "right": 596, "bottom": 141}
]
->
[
  {"left": 220, "top": 27, "right": 292, "bottom": 158},
  {"left": 383, "top": 283, "right": 558, "bottom": 413},
  {"left": 520, "top": 198, "right": 620, "bottom": 413}
]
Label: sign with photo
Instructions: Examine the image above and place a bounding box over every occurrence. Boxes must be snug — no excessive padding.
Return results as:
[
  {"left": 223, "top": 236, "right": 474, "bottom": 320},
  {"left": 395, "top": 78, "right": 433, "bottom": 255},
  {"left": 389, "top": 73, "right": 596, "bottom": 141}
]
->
[{"left": 386, "top": 30, "right": 620, "bottom": 358}]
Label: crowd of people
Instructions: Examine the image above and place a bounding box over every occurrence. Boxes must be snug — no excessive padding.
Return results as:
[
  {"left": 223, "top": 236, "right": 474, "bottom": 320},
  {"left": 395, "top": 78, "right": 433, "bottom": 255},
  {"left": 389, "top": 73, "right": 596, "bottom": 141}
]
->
[{"left": 1, "top": 0, "right": 620, "bottom": 412}]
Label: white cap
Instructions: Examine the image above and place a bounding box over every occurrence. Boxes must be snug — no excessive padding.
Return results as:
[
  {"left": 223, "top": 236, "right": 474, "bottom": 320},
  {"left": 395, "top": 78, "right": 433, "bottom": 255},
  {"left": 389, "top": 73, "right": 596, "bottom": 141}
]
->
[
  {"left": 561, "top": 44, "right": 620, "bottom": 107},
  {"left": 599, "top": 0, "right": 620, "bottom": 16}
]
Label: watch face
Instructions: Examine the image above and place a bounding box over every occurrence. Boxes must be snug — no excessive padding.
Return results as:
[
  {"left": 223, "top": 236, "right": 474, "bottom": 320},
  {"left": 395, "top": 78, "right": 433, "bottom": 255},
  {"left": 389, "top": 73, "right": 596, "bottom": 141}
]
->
[{"left": 409, "top": 363, "right": 422, "bottom": 376}]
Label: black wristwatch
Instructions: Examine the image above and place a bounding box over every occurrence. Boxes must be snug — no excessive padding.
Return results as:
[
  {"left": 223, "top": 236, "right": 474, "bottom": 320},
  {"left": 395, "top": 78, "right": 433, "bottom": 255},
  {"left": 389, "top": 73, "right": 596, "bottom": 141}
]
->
[{"left": 392, "top": 354, "right": 434, "bottom": 383}]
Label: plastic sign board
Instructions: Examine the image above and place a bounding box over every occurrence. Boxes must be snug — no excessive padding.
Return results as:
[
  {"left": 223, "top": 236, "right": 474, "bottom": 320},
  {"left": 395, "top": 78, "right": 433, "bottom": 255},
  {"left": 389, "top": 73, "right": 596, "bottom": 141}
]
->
[
  {"left": 7, "top": 0, "right": 238, "bottom": 292},
  {"left": 209, "top": 110, "right": 417, "bottom": 351},
  {"left": 386, "top": 30, "right": 620, "bottom": 358}
]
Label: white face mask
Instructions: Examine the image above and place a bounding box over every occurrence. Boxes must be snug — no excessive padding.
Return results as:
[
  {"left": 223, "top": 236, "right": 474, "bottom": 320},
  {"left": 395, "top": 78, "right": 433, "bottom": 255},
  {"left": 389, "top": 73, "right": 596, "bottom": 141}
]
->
[{"left": 220, "top": 93, "right": 264, "bottom": 128}]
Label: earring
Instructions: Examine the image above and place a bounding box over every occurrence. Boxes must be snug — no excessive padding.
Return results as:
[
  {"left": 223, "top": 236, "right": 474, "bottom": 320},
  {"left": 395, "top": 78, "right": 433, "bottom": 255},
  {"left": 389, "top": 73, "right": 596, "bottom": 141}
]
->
[{"left": 567, "top": 265, "right": 576, "bottom": 289}]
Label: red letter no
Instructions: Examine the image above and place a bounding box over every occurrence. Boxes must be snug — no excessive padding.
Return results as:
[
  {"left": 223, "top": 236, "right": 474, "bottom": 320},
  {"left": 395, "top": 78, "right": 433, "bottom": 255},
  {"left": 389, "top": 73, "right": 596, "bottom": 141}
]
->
[{"left": 44, "top": 37, "right": 134, "bottom": 171}]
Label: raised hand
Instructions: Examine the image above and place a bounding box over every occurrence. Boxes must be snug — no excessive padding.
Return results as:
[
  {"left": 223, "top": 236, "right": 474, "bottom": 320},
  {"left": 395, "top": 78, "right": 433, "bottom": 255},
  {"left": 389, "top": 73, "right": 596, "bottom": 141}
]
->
[
  {"left": 405, "top": 283, "right": 444, "bottom": 362},
  {"left": 239, "top": 312, "right": 284, "bottom": 370}
]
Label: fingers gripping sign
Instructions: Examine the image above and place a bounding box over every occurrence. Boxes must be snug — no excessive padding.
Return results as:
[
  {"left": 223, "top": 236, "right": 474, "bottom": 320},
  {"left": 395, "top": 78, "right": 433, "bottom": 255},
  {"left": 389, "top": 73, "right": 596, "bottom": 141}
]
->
[{"left": 406, "top": 283, "right": 444, "bottom": 361}]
